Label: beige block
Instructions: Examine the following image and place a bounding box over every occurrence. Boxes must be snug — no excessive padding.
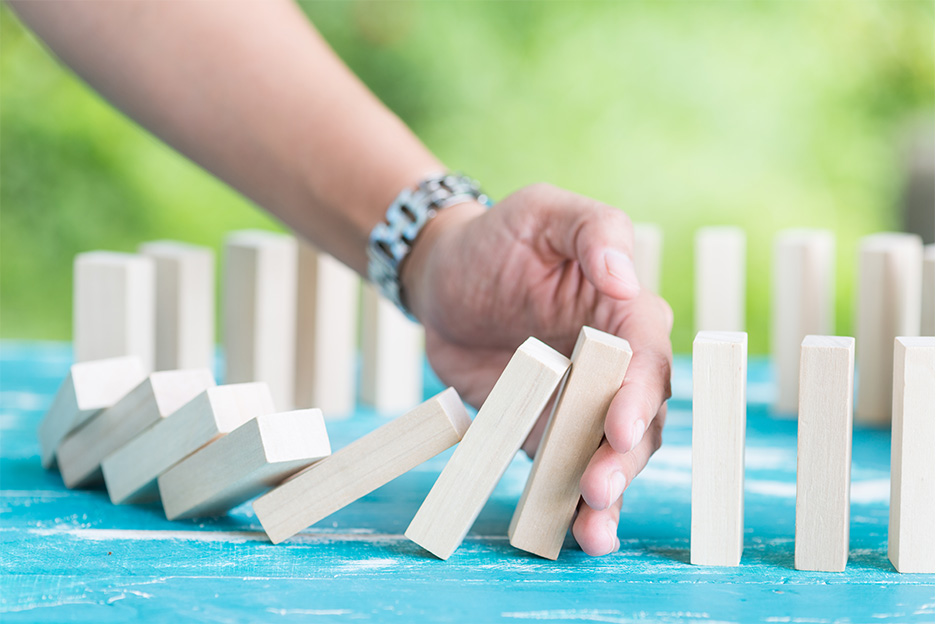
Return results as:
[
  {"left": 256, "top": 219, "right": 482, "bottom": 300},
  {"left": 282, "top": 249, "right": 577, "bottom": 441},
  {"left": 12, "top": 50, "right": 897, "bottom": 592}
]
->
[
  {"left": 695, "top": 227, "right": 746, "bottom": 333},
  {"left": 633, "top": 223, "right": 663, "bottom": 294},
  {"left": 922, "top": 245, "right": 934, "bottom": 336}
]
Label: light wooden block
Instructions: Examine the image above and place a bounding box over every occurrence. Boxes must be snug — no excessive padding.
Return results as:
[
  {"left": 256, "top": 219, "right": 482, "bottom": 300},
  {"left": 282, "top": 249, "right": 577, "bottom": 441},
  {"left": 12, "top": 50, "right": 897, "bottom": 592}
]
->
[
  {"left": 158, "top": 409, "right": 331, "bottom": 520},
  {"left": 360, "top": 283, "right": 424, "bottom": 414},
  {"left": 771, "top": 229, "right": 835, "bottom": 415},
  {"left": 38, "top": 356, "right": 146, "bottom": 469},
  {"left": 856, "top": 233, "right": 923, "bottom": 425},
  {"left": 139, "top": 241, "right": 215, "bottom": 371},
  {"left": 294, "top": 241, "right": 360, "bottom": 417},
  {"left": 633, "top": 223, "right": 663, "bottom": 294},
  {"left": 102, "top": 382, "right": 275, "bottom": 505},
  {"left": 509, "top": 327, "right": 633, "bottom": 559},
  {"left": 888, "top": 336, "right": 935, "bottom": 573},
  {"left": 691, "top": 331, "right": 747, "bottom": 566},
  {"left": 57, "top": 369, "right": 215, "bottom": 489},
  {"left": 254, "top": 387, "right": 471, "bottom": 544},
  {"left": 794, "top": 336, "right": 855, "bottom": 572},
  {"left": 922, "top": 245, "right": 934, "bottom": 336},
  {"left": 73, "top": 251, "right": 156, "bottom": 372},
  {"left": 406, "top": 338, "right": 571, "bottom": 560},
  {"left": 223, "top": 230, "right": 298, "bottom": 411},
  {"left": 694, "top": 227, "right": 746, "bottom": 333}
]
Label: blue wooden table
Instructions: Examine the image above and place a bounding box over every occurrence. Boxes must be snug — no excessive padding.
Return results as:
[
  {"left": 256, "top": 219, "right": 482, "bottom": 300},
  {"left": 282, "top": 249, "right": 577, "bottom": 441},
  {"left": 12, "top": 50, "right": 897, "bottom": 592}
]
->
[{"left": 1, "top": 342, "right": 932, "bottom": 623}]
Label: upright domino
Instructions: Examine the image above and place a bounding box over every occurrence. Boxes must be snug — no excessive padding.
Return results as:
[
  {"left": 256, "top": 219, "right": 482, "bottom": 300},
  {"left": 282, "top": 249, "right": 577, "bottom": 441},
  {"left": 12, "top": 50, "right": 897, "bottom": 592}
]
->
[
  {"left": 771, "top": 230, "right": 835, "bottom": 415},
  {"left": 254, "top": 388, "right": 471, "bottom": 544},
  {"left": 139, "top": 241, "right": 215, "bottom": 371},
  {"left": 73, "top": 251, "right": 155, "bottom": 372},
  {"left": 888, "top": 336, "right": 935, "bottom": 573},
  {"left": 102, "top": 382, "right": 275, "bottom": 504},
  {"left": 633, "top": 223, "right": 663, "bottom": 294},
  {"left": 922, "top": 245, "right": 934, "bottom": 336},
  {"left": 695, "top": 227, "right": 746, "bottom": 333},
  {"left": 509, "top": 327, "right": 632, "bottom": 560},
  {"left": 57, "top": 369, "right": 215, "bottom": 489},
  {"left": 794, "top": 336, "right": 855, "bottom": 572},
  {"left": 294, "top": 241, "right": 360, "bottom": 416},
  {"left": 406, "top": 338, "right": 571, "bottom": 560},
  {"left": 38, "top": 356, "right": 146, "bottom": 469},
  {"left": 223, "top": 231, "right": 298, "bottom": 411},
  {"left": 691, "top": 331, "right": 747, "bottom": 566},
  {"left": 855, "top": 233, "right": 923, "bottom": 424},
  {"left": 158, "top": 409, "right": 331, "bottom": 520}
]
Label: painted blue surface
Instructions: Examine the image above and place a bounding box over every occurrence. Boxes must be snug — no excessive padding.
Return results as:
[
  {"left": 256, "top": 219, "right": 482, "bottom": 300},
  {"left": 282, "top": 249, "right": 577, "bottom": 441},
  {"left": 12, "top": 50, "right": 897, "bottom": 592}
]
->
[{"left": 0, "top": 342, "right": 932, "bottom": 623}]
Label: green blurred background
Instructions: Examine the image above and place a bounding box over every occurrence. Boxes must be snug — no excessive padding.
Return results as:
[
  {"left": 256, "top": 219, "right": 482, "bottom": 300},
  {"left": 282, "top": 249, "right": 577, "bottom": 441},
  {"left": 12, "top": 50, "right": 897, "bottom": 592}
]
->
[{"left": 1, "top": 1, "right": 933, "bottom": 353}]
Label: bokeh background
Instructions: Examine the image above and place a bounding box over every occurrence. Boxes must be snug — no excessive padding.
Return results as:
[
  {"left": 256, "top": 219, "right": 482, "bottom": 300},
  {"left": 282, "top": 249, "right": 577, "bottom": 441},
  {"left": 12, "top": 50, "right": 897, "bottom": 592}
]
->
[{"left": 2, "top": 0, "right": 933, "bottom": 353}]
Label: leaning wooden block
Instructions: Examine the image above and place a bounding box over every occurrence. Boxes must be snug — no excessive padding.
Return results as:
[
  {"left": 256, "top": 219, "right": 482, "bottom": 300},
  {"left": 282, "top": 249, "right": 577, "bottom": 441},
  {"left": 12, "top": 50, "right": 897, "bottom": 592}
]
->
[
  {"left": 633, "top": 223, "right": 663, "bottom": 294},
  {"left": 509, "top": 327, "right": 632, "bottom": 560},
  {"left": 888, "top": 336, "right": 935, "bottom": 573},
  {"left": 102, "top": 382, "right": 275, "bottom": 505},
  {"left": 158, "top": 409, "right": 331, "bottom": 520},
  {"left": 254, "top": 387, "right": 470, "bottom": 544},
  {"left": 694, "top": 227, "right": 746, "bottom": 333},
  {"left": 406, "top": 337, "right": 571, "bottom": 560},
  {"left": 38, "top": 356, "right": 146, "bottom": 469},
  {"left": 795, "top": 336, "right": 855, "bottom": 572},
  {"left": 57, "top": 369, "right": 215, "bottom": 489},
  {"left": 922, "top": 245, "right": 934, "bottom": 336}
]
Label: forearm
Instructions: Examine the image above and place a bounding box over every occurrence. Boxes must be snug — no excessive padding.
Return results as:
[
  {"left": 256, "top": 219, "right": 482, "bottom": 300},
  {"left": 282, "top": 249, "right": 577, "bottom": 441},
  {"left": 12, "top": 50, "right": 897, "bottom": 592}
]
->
[{"left": 8, "top": 0, "right": 442, "bottom": 274}]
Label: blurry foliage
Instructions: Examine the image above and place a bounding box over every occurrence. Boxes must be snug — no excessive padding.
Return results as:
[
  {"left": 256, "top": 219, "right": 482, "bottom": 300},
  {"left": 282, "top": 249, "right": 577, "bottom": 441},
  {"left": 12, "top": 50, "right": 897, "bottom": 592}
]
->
[{"left": 1, "top": 1, "right": 932, "bottom": 352}]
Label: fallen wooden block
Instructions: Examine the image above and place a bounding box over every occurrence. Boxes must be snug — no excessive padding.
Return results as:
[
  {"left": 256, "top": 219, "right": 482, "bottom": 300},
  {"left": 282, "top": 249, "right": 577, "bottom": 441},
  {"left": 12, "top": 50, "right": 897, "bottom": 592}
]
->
[
  {"left": 633, "top": 223, "right": 663, "bottom": 294},
  {"left": 253, "top": 387, "right": 471, "bottom": 544},
  {"left": 922, "top": 245, "right": 934, "bottom": 336}
]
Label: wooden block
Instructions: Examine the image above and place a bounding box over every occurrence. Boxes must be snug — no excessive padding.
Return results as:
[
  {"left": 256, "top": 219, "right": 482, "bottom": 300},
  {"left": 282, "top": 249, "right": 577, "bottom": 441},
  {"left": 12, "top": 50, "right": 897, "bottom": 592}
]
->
[
  {"left": 294, "top": 241, "right": 360, "bottom": 416},
  {"left": 855, "top": 233, "right": 923, "bottom": 425},
  {"left": 73, "top": 251, "right": 156, "bottom": 372},
  {"left": 57, "top": 369, "right": 215, "bottom": 489},
  {"left": 360, "top": 283, "right": 424, "bottom": 414},
  {"left": 158, "top": 409, "right": 331, "bottom": 520},
  {"left": 509, "top": 327, "right": 633, "bottom": 560},
  {"left": 771, "top": 230, "right": 835, "bottom": 415},
  {"left": 922, "top": 245, "right": 934, "bottom": 336},
  {"left": 794, "top": 335, "right": 855, "bottom": 572},
  {"left": 694, "top": 227, "right": 746, "bottom": 333},
  {"left": 37, "top": 356, "right": 146, "bottom": 469},
  {"left": 888, "top": 336, "right": 935, "bottom": 573},
  {"left": 223, "top": 231, "right": 298, "bottom": 411},
  {"left": 633, "top": 223, "right": 663, "bottom": 294},
  {"left": 691, "top": 331, "right": 747, "bottom": 566},
  {"left": 102, "top": 382, "right": 275, "bottom": 505},
  {"left": 406, "top": 338, "right": 571, "bottom": 560},
  {"left": 139, "top": 241, "right": 215, "bottom": 371},
  {"left": 254, "top": 387, "right": 471, "bottom": 544}
]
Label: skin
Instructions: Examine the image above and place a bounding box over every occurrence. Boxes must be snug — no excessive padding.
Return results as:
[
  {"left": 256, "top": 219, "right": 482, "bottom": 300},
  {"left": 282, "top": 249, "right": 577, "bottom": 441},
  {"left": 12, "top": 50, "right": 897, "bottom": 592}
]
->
[{"left": 10, "top": 0, "right": 673, "bottom": 556}]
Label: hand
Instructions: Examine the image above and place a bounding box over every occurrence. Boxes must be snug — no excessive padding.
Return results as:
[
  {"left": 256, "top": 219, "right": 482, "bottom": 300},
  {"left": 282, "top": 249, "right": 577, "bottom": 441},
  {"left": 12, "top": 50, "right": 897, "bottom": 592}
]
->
[{"left": 401, "top": 183, "right": 673, "bottom": 557}]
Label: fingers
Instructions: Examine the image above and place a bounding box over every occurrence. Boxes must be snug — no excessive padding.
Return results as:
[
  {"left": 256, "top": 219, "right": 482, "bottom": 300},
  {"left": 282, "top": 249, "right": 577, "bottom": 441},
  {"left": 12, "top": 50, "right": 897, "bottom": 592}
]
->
[{"left": 572, "top": 494, "right": 624, "bottom": 556}]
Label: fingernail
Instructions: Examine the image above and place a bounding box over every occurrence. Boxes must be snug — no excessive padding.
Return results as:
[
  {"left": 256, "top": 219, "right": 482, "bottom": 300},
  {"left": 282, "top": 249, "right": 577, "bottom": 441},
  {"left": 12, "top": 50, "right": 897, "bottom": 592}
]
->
[
  {"left": 605, "top": 519, "right": 619, "bottom": 554},
  {"left": 630, "top": 419, "right": 647, "bottom": 452},
  {"left": 607, "top": 470, "right": 627, "bottom": 509},
  {"left": 603, "top": 250, "right": 640, "bottom": 292}
]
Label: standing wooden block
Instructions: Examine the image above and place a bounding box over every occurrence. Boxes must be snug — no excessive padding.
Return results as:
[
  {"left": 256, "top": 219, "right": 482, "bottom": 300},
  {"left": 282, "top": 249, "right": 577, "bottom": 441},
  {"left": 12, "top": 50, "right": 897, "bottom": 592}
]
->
[
  {"left": 158, "top": 409, "right": 331, "bottom": 520},
  {"left": 38, "top": 356, "right": 146, "bottom": 469},
  {"left": 856, "top": 233, "right": 923, "bottom": 425},
  {"left": 254, "top": 388, "right": 471, "bottom": 544},
  {"left": 509, "top": 327, "right": 633, "bottom": 560},
  {"left": 794, "top": 336, "right": 855, "bottom": 572},
  {"left": 57, "top": 369, "right": 215, "bottom": 489},
  {"left": 139, "top": 241, "right": 215, "bottom": 371},
  {"left": 73, "top": 251, "right": 155, "bottom": 372},
  {"left": 694, "top": 227, "right": 746, "bottom": 333},
  {"left": 691, "top": 331, "right": 747, "bottom": 566},
  {"left": 294, "top": 241, "right": 360, "bottom": 416},
  {"left": 888, "top": 336, "right": 935, "bottom": 573},
  {"left": 102, "top": 382, "right": 274, "bottom": 505},
  {"left": 771, "top": 229, "right": 835, "bottom": 415},
  {"left": 633, "top": 223, "right": 663, "bottom": 294},
  {"left": 360, "top": 283, "right": 424, "bottom": 414},
  {"left": 406, "top": 338, "right": 571, "bottom": 560},
  {"left": 922, "top": 245, "right": 934, "bottom": 336},
  {"left": 223, "top": 231, "right": 298, "bottom": 411}
]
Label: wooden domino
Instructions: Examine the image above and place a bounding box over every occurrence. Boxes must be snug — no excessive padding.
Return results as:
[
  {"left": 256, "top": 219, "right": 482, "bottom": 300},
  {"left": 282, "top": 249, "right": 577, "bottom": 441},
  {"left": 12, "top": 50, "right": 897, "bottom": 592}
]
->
[
  {"left": 633, "top": 223, "right": 662, "bottom": 294},
  {"left": 691, "top": 331, "right": 747, "bottom": 566},
  {"left": 922, "top": 245, "right": 934, "bottom": 336},
  {"left": 794, "top": 336, "right": 855, "bottom": 572},
  {"left": 405, "top": 337, "right": 571, "bottom": 560},
  {"left": 694, "top": 227, "right": 746, "bottom": 333},
  {"left": 888, "top": 336, "right": 935, "bottom": 573},
  {"left": 102, "top": 382, "right": 275, "bottom": 505},
  {"left": 158, "top": 409, "right": 331, "bottom": 520},
  {"left": 509, "top": 327, "right": 632, "bottom": 560},
  {"left": 253, "top": 387, "right": 471, "bottom": 544},
  {"left": 57, "top": 369, "right": 215, "bottom": 489}
]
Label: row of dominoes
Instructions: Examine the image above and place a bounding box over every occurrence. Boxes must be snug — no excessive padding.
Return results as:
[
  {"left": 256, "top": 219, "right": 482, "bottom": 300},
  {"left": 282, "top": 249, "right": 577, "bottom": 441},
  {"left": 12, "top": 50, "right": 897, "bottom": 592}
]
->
[{"left": 691, "top": 331, "right": 934, "bottom": 574}]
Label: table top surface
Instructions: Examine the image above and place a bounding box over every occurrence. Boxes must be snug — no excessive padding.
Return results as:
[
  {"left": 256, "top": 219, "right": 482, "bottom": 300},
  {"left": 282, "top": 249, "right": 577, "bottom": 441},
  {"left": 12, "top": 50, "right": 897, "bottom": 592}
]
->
[{"left": 1, "top": 342, "right": 932, "bottom": 623}]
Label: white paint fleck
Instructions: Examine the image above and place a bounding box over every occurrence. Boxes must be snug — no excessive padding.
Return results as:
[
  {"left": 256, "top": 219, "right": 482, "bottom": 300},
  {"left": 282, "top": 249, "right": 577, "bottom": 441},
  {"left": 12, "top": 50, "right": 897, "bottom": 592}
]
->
[
  {"left": 745, "top": 480, "right": 795, "bottom": 498},
  {"left": 335, "top": 558, "right": 397, "bottom": 572},
  {"left": 851, "top": 479, "right": 889, "bottom": 504},
  {"left": 0, "top": 391, "right": 47, "bottom": 411},
  {"left": 266, "top": 608, "right": 353, "bottom": 616}
]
